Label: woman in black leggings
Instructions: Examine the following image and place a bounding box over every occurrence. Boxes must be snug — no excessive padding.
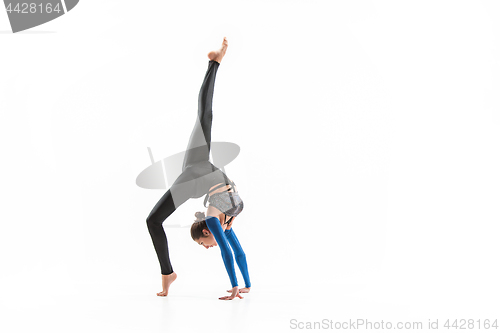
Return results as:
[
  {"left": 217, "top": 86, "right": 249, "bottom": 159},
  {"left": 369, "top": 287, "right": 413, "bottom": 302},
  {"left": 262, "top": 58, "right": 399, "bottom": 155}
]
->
[{"left": 146, "top": 38, "right": 249, "bottom": 299}]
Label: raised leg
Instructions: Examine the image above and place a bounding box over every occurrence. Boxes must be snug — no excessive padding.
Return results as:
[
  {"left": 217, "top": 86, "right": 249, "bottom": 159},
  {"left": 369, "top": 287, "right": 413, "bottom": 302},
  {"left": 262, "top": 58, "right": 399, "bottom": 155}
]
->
[{"left": 182, "top": 60, "right": 220, "bottom": 171}]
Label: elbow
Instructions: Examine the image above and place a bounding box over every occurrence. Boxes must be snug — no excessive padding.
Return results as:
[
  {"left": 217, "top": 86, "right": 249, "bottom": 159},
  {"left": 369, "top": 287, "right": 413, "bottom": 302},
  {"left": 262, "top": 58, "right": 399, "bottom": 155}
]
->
[
  {"left": 235, "top": 252, "right": 246, "bottom": 262},
  {"left": 221, "top": 249, "right": 234, "bottom": 264},
  {"left": 222, "top": 252, "right": 233, "bottom": 263}
]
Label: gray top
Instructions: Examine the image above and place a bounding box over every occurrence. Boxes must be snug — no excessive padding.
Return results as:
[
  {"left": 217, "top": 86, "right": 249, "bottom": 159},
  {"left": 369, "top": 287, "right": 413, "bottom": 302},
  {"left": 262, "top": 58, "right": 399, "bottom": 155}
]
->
[{"left": 208, "top": 191, "right": 244, "bottom": 219}]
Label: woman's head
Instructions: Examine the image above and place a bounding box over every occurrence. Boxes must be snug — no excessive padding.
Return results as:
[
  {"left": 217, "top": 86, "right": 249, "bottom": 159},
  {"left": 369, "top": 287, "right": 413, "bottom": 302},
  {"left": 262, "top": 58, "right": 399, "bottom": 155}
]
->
[{"left": 190, "top": 211, "right": 217, "bottom": 249}]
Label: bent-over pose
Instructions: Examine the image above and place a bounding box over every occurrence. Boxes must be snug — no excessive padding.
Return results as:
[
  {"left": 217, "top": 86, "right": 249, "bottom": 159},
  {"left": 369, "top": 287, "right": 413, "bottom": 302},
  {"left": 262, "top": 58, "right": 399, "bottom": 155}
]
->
[{"left": 146, "top": 37, "right": 251, "bottom": 300}]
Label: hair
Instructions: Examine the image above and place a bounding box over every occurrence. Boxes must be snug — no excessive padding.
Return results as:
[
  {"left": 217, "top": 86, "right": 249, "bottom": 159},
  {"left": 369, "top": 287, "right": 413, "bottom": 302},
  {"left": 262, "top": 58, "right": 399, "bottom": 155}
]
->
[{"left": 190, "top": 211, "right": 209, "bottom": 241}]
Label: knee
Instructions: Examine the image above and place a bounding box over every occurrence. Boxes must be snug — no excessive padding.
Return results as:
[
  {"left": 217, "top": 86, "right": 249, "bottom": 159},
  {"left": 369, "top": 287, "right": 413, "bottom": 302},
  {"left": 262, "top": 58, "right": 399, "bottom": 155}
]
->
[{"left": 146, "top": 214, "right": 159, "bottom": 229}]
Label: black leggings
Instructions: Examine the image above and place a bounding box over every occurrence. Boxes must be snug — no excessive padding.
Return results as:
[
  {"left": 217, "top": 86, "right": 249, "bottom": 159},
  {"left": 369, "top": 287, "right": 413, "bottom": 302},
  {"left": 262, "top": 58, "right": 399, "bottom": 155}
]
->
[{"left": 146, "top": 60, "right": 222, "bottom": 275}]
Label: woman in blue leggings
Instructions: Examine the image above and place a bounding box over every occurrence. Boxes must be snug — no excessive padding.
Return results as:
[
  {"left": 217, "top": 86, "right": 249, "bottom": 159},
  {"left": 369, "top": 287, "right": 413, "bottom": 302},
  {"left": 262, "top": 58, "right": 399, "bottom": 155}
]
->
[{"left": 146, "top": 37, "right": 251, "bottom": 300}]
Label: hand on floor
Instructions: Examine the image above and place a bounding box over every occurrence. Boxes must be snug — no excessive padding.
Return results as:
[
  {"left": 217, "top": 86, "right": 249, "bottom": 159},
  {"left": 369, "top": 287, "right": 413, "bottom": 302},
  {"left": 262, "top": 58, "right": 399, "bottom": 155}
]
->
[{"left": 220, "top": 286, "right": 244, "bottom": 300}]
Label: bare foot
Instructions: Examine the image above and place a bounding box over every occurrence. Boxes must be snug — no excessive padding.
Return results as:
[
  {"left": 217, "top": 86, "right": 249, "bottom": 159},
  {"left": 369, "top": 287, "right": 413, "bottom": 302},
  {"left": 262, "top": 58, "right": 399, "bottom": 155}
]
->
[
  {"left": 227, "top": 287, "right": 251, "bottom": 293},
  {"left": 157, "top": 272, "right": 177, "bottom": 297},
  {"left": 207, "top": 37, "right": 229, "bottom": 63}
]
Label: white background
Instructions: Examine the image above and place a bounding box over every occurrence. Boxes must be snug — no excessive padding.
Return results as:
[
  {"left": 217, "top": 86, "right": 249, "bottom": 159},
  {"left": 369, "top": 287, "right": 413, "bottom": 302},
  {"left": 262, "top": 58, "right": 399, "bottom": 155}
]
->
[{"left": 1, "top": 1, "right": 499, "bottom": 332}]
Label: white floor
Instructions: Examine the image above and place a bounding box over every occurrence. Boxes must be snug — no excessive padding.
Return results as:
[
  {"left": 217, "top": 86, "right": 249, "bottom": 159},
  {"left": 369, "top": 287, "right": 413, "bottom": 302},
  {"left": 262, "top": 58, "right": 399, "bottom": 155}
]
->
[{"left": 2, "top": 275, "right": 498, "bottom": 333}]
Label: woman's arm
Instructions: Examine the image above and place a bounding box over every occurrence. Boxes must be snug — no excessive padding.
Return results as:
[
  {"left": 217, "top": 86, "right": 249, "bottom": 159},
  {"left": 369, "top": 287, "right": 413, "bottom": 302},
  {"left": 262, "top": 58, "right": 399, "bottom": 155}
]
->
[
  {"left": 205, "top": 216, "right": 238, "bottom": 288},
  {"left": 224, "top": 228, "right": 250, "bottom": 288}
]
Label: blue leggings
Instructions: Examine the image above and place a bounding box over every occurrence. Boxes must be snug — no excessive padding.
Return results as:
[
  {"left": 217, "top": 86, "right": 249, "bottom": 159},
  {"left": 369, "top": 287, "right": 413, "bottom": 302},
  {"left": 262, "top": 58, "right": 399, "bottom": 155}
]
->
[
  {"left": 225, "top": 228, "right": 251, "bottom": 288},
  {"left": 206, "top": 216, "right": 251, "bottom": 288}
]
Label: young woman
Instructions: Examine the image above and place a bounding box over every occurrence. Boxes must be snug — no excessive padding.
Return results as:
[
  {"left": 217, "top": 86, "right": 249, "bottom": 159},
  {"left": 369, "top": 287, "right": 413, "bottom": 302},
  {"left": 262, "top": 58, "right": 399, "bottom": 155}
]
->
[{"left": 146, "top": 37, "right": 251, "bottom": 300}]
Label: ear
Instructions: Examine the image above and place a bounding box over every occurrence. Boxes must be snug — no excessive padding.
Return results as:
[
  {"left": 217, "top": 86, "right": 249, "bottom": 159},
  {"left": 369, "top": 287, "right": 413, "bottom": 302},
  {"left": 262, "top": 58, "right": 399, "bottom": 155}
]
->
[{"left": 202, "top": 229, "right": 210, "bottom": 236}]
